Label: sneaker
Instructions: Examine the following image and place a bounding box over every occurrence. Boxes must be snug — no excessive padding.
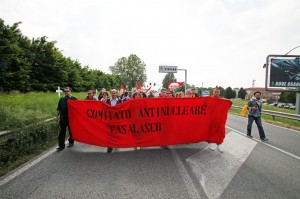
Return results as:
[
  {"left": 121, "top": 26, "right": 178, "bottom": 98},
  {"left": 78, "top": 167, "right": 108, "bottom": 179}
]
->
[
  {"left": 261, "top": 138, "right": 269, "bottom": 142},
  {"left": 247, "top": 134, "right": 253, "bottom": 139},
  {"left": 208, "top": 143, "right": 215, "bottom": 151},
  {"left": 217, "top": 144, "right": 224, "bottom": 153}
]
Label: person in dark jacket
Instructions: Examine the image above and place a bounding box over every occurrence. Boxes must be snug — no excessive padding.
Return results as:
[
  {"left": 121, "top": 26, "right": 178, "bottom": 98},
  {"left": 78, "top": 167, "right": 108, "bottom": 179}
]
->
[
  {"left": 106, "top": 89, "right": 122, "bottom": 153},
  {"left": 246, "top": 91, "right": 269, "bottom": 142},
  {"left": 56, "top": 87, "right": 77, "bottom": 151}
]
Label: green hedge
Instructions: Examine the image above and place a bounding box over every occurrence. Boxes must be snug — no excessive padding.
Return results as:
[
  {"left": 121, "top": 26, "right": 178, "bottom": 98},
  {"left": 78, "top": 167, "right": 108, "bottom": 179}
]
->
[{"left": 0, "top": 122, "right": 58, "bottom": 176}]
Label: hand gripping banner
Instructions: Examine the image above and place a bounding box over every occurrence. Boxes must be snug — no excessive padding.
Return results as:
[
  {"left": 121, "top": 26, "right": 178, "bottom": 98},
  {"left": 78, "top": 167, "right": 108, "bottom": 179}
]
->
[{"left": 68, "top": 97, "right": 232, "bottom": 148}]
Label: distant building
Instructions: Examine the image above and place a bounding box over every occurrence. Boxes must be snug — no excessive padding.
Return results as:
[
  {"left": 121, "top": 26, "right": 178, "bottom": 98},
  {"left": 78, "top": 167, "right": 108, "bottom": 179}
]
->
[{"left": 244, "top": 87, "right": 285, "bottom": 102}]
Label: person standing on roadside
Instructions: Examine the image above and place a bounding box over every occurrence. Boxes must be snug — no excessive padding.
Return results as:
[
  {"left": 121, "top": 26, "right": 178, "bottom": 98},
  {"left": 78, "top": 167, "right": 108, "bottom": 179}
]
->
[
  {"left": 208, "top": 86, "right": 225, "bottom": 152},
  {"left": 106, "top": 89, "right": 122, "bottom": 153},
  {"left": 56, "top": 86, "right": 77, "bottom": 151},
  {"left": 247, "top": 91, "right": 269, "bottom": 142}
]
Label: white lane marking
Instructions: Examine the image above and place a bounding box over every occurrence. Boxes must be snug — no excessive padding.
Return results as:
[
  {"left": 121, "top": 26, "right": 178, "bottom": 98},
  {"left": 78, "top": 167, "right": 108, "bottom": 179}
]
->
[
  {"left": 226, "top": 126, "right": 300, "bottom": 160},
  {"left": 186, "top": 131, "right": 257, "bottom": 199},
  {"left": 0, "top": 147, "right": 57, "bottom": 186},
  {"left": 170, "top": 148, "right": 201, "bottom": 199},
  {"left": 229, "top": 114, "right": 300, "bottom": 133}
]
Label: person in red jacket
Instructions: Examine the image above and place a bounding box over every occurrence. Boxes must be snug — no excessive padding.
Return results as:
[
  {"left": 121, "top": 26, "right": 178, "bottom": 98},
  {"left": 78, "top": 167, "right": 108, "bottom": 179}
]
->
[{"left": 208, "top": 86, "right": 224, "bottom": 152}]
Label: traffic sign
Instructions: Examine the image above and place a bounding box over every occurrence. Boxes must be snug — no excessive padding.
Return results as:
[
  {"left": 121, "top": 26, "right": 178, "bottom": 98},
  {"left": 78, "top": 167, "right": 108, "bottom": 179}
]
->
[{"left": 159, "top": 65, "right": 177, "bottom": 73}]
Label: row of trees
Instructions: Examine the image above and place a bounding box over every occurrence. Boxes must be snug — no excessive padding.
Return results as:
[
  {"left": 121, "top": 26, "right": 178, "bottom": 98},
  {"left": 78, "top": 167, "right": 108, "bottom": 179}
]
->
[
  {"left": 0, "top": 18, "right": 295, "bottom": 102},
  {"left": 161, "top": 72, "right": 248, "bottom": 99},
  {"left": 0, "top": 19, "right": 126, "bottom": 92}
]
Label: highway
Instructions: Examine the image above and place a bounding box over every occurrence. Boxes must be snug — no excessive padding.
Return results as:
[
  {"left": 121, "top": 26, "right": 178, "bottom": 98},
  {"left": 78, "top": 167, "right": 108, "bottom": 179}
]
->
[{"left": 1, "top": 114, "right": 299, "bottom": 199}]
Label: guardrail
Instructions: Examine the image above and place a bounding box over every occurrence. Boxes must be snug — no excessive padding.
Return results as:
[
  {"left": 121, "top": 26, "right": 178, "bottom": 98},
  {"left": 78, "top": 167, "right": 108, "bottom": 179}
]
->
[
  {"left": 0, "top": 117, "right": 56, "bottom": 138},
  {"left": 231, "top": 105, "right": 300, "bottom": 121},
  {"left": 1, "top": 108, "right": 300, "bottom": 138}
]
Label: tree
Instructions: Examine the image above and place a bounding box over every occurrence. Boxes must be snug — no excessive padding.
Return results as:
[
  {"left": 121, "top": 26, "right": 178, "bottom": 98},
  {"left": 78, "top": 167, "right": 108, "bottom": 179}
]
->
[
  {"left": 109, "top": 54, "right": 147, "bottom": 90},
  {"left": 279, "top": 92, "right": 296, "bottom": 103},
  {"left": 224, "top": 87, "right": 236, "bottom": 99},
  {"left": 162, "top": 73, "right": 176, "bottom": 89},
  {"left": 177, "top": 83, "right": 190, "bottom": 94},
  {"left": 0, "top": 20, "right": 31, "bottom": 92},
  {"left": 238, "top": 87, "right": 247, "bottom": 99}
]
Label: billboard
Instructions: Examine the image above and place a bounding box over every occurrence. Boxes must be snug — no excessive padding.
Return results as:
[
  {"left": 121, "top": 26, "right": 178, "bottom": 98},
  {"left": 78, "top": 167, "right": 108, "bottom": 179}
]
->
[{"left": 269, "top": 58, "right": 300, "bottom": 87}]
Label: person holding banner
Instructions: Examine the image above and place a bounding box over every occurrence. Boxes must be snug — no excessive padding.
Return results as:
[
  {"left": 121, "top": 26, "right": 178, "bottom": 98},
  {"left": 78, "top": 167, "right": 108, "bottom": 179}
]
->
[
  {"left": 159, "top": 88, "right": 169, "bottom": 149},
  {"left": 185, "top": 89, "right": 193, "bottom": 98},
  {"left": 98, "top": 88, "right": 106, "bottom": 100},
  {"left": 160, "top": 88, "right": 168, "bottom": 98},
  {"left": 100, "top": 91, "right": 109, "bottom": 102},
  {"left": 191, "top": 88, "right": 199, "bottom": 97},
  {"left": 131, "top": 91, "right": 141, "bottom": 98},
  {"left": 85, "top": 90, "right": 98, "bottom": 100},
  {"left": 246, "top": 91, "right": 269, "bottom": 142},
  {"left": 56, "top": 87, "right": 77, "bottom": 151},
  {"left": 208, "top": 87, "right": 224, "bottom": 152},
  {"left": 106, "top": 89, "right": 122, "bottom": 153}
]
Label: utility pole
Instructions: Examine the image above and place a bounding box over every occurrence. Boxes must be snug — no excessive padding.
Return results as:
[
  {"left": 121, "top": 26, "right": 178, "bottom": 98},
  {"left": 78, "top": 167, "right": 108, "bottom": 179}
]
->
[{"left": 252, "top": 80, "right": 256, "bottom": 88}]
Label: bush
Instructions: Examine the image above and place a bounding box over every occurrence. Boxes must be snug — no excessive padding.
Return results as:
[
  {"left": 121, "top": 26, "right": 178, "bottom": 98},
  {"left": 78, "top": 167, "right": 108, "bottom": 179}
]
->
[{"left": 0, "top": 122, "right": 58, "bottom": 172}]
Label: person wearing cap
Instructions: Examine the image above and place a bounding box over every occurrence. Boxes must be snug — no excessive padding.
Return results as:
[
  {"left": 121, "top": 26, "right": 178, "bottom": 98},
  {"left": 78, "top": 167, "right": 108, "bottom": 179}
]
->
[{"left": 246, "top": 91, "right": 269, "bottom": 142}]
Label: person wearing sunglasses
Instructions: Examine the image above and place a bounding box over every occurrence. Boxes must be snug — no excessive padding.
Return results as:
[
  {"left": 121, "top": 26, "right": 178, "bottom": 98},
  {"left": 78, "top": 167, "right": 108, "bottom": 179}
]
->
[{"left": 56, "top": 86, "right": 77, "bottom": 151}]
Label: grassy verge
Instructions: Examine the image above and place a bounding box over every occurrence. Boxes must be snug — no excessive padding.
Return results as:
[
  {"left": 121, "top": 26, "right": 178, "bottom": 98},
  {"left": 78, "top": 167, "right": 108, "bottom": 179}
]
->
[
  {"left": 0, "top": 91, "right": 86, "bottom": 131},
  {"left": 0, "top": 91, "right": 86, "bottom": 177},
  {"left": 0, "top": 122, "right": 58, "bottom": 177},
  {"left": 230, "top": 99, "right": 300, "bottom": 131}
]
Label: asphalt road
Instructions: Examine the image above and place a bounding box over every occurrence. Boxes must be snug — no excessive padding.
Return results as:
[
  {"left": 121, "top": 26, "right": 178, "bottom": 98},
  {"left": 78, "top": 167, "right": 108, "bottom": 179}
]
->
[{"left": 1, "top": 114, "right": 299, "bottom": 199}]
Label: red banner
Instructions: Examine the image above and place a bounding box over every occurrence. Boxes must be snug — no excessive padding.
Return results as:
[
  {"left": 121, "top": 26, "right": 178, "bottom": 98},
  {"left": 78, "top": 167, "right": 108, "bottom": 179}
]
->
[{"left": 68, "top": 98, "right": 232, "bottom": 148}]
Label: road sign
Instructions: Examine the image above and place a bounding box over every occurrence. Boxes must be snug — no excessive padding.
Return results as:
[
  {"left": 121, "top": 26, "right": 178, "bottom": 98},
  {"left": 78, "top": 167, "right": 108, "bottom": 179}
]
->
[{"left": 159, "top": 65, "right": 177, "bottom": 73}]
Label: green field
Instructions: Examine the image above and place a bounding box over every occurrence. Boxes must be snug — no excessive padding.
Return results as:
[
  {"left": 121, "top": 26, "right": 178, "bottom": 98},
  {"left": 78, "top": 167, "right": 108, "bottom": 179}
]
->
[
  {"left": 0, "top": 91, "right": 87, "bottom": 176},
  {"left": 229, "top": 99, "right": 300, "bottom": 131},
  {"left": 0, "top": 91, "right": 87, "bottom": 131},
  {"left": 0, "top": 93, "right": 299, "bottom": 132}
]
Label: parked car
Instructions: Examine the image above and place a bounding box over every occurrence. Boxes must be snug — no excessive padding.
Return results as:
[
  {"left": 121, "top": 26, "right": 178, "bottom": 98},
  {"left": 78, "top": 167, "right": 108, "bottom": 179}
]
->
[
  {"left": 289, "top": 105, "right": 296, "bottom": 109},
  {"left": 268, "top": 103, "right": 277, "bottom": 106},
  {"left": 277, "top": 103, "right": 285, "bottom": 108}
]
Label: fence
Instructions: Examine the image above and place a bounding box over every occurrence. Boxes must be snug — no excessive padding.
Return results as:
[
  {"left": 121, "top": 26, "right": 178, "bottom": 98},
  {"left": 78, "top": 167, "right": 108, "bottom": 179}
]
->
[
  {"left": 1, "top": 108, "right": 300, "bottom": 138},
  {"left": 231, "top": 105, "right": 300, "bottom": 121}
]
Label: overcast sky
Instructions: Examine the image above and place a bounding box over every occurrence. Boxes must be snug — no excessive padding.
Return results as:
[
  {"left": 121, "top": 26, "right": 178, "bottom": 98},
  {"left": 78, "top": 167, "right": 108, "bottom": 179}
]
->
[{"left": 1, "top": 0, "right": 300, "bottom": 89}]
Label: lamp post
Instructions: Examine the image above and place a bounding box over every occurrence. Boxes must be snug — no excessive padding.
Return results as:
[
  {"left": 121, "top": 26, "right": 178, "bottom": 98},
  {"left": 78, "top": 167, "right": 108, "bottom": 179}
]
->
[
  {"left": 285, "top": 46, "right": 300, "bottom": 115},
  {"left": 178, "top": 68, "right": 187, "bottom": 94}
]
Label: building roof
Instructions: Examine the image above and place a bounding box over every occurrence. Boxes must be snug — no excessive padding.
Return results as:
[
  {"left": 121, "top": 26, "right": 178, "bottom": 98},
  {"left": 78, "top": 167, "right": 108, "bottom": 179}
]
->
[{"left": 244, "top": 87, "right": 286, "bottom": 92}]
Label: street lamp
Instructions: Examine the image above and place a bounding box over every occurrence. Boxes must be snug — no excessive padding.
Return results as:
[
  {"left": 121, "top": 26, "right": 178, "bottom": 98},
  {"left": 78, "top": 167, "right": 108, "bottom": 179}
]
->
[{"left": 285, "top": 45, "right": 300, "bottom": 55}]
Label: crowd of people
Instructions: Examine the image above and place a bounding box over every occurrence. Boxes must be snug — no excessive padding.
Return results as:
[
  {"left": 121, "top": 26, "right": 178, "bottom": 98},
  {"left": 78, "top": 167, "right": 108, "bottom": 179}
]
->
[{"left": 56, "top": 86, "right": 268, "bottom": 153}]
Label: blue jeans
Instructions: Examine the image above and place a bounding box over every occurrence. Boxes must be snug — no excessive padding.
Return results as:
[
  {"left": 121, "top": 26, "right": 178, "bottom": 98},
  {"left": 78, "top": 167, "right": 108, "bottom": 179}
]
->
[{"left": 247, "top": 115, "right": 266, "bottom": 139}]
